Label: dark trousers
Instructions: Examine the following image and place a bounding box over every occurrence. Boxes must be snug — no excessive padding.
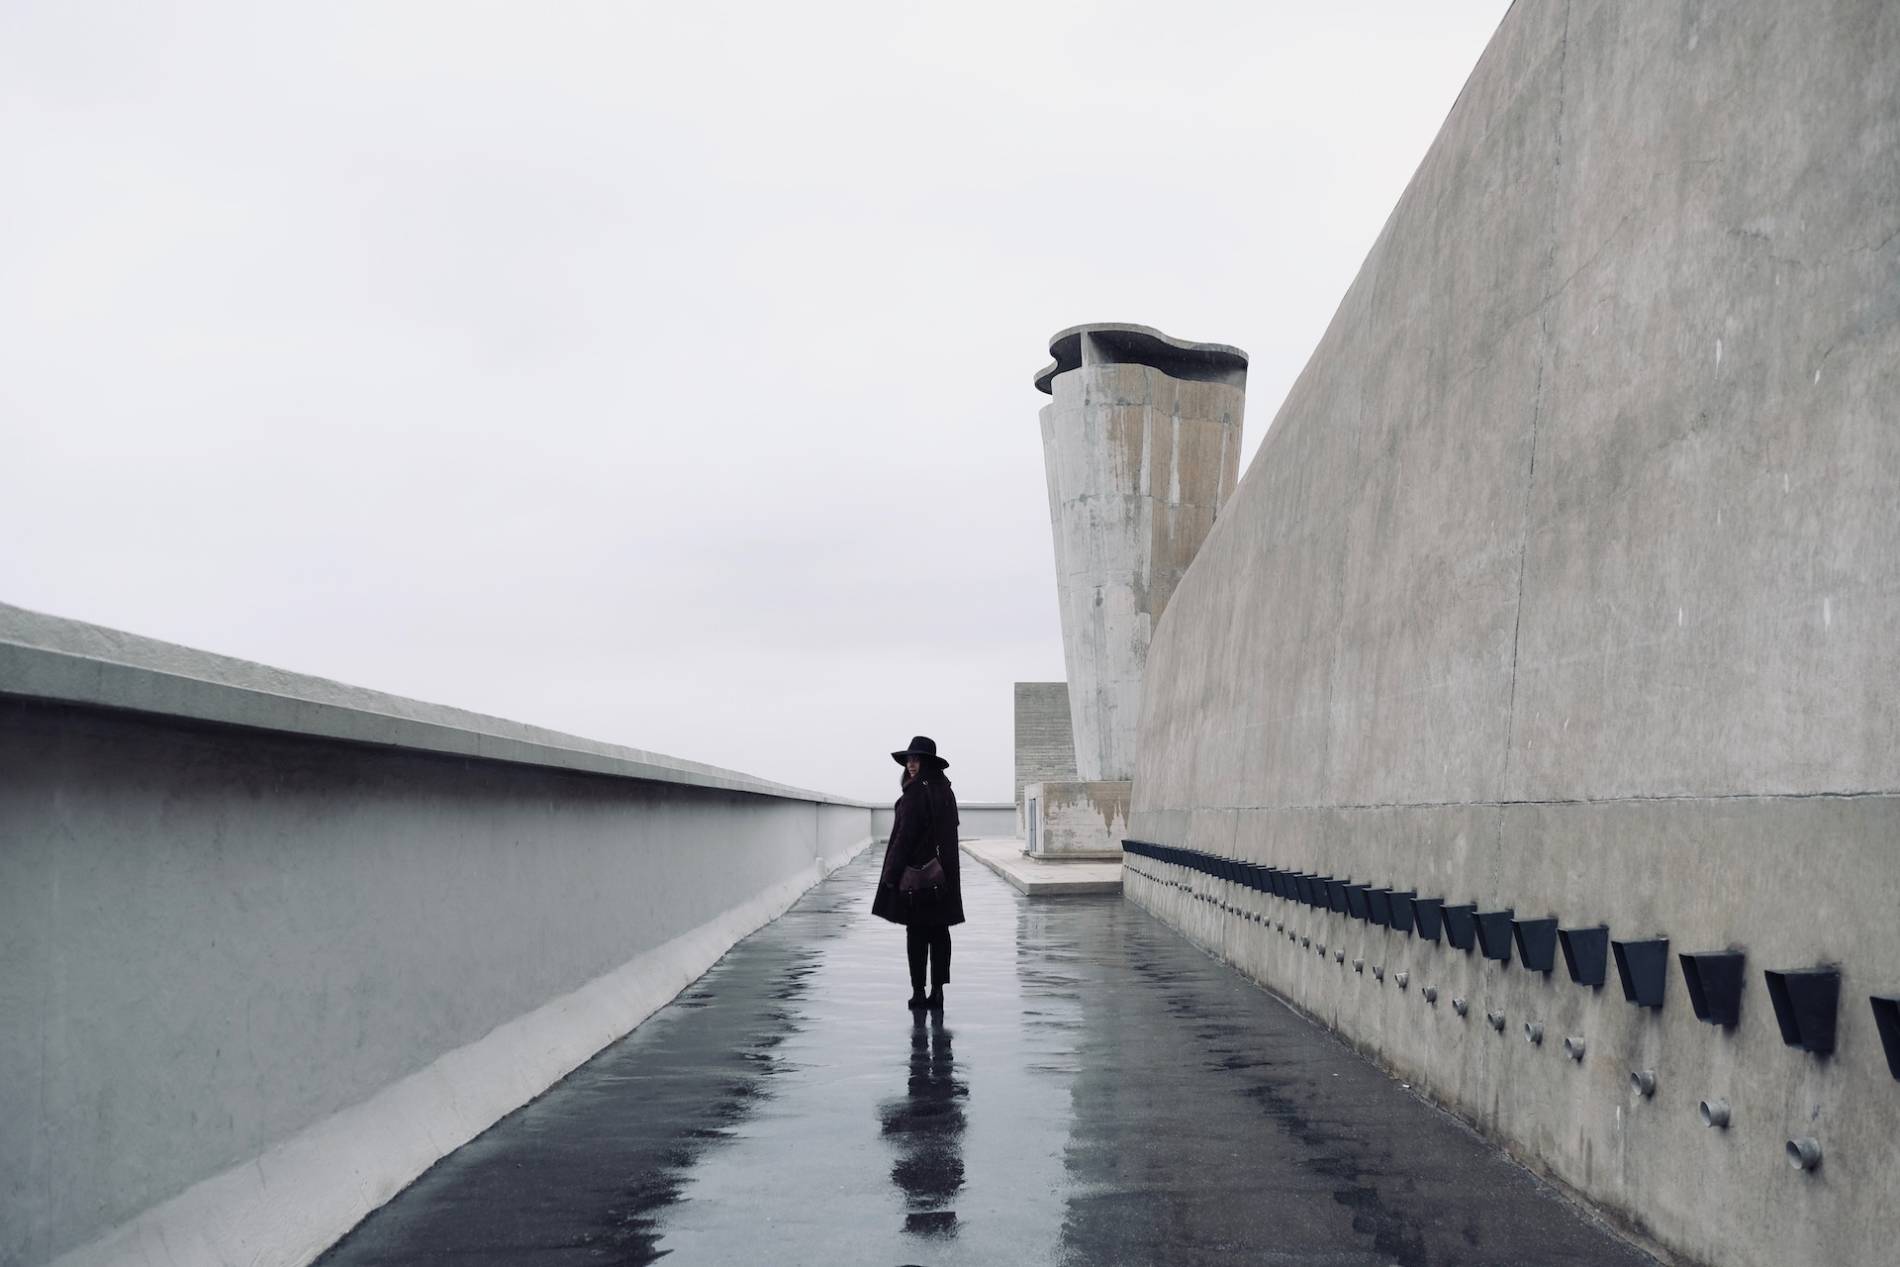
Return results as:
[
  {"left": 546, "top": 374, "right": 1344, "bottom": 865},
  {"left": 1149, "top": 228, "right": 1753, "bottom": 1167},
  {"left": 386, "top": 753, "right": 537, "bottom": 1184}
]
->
[{"left": 906, "top": 924, "right": 952, "bottom": 992}]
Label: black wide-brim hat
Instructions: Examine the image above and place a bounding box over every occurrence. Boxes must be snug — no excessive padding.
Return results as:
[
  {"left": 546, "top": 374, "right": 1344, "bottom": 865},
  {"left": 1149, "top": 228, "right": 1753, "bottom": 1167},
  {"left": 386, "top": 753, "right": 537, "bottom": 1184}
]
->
[{"left": 892, "top": 735, "right": 949, "bottom": 770}]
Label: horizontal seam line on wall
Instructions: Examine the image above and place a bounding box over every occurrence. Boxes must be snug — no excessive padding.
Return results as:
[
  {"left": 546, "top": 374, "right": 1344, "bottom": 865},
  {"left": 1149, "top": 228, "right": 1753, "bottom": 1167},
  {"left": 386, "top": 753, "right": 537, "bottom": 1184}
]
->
[{"left": 1151, "top": 788, "right": 1900, "bottom": 814}]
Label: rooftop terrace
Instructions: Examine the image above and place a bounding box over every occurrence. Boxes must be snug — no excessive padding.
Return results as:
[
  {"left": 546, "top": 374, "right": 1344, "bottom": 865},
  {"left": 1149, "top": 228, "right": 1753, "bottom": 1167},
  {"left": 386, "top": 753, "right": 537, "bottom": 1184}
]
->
[{"left": 316, "top": 849, "right": 1655, "bottom": 1266}]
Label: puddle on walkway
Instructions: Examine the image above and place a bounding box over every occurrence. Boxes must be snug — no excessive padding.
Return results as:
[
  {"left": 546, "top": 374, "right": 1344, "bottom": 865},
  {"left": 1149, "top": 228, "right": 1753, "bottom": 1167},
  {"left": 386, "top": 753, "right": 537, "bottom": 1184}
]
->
[{"left": 318, "top": 852, "right": 1654, "bottom": 1267}]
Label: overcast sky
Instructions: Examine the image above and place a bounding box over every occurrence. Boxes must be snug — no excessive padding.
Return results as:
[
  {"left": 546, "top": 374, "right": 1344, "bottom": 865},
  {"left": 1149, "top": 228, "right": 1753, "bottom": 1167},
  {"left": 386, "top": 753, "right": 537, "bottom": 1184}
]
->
[{"left": 2, "top": 1, "right": 1510, "bottom": 802}]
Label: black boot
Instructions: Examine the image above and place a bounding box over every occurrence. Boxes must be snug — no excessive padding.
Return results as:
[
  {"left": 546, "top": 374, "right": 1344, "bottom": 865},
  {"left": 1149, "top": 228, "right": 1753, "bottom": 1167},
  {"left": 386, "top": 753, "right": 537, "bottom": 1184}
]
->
[
  {"left": 907, "top": 992, "right": 927, "bottom": 1009},
  {"left": 927, "top": 987, "right": 944, "bottom": 1011}
]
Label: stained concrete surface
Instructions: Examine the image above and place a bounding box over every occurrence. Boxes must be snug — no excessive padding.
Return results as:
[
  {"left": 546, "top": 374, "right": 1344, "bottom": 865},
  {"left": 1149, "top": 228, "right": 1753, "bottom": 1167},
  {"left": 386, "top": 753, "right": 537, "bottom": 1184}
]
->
[
  {"left": 317, "top": 855, "right": 1653, "bottom": 1267},
  {"left": 1022, "top": 778, "right": 1132, "bottom": 860},
  {"left": 1014, "top": 681, "right": 1078, "bottom": 826}
]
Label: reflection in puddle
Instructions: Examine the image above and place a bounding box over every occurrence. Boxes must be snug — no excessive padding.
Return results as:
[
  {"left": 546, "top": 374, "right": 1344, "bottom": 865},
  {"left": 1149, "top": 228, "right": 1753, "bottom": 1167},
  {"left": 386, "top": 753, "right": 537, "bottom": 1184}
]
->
[{"left": 878, "top": 1013, "right": 967, "bottom": 1238}]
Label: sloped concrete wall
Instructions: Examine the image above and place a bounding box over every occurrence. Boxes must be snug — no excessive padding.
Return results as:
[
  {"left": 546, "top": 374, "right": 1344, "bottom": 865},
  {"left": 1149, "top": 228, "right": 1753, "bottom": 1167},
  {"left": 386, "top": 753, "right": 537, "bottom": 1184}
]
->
[
  {"left": 0, "top": 604, "right": 873, "bottom": 1267},
  {"left": 1127, "top": 4, "right": 1900, "bottom": 1266}
]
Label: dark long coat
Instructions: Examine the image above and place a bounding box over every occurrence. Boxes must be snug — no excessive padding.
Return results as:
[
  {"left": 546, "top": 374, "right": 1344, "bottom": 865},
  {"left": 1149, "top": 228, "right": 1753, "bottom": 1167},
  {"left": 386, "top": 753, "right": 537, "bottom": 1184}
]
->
[{"left": 870, "top": 772, "right": 965, "bottom": 927}]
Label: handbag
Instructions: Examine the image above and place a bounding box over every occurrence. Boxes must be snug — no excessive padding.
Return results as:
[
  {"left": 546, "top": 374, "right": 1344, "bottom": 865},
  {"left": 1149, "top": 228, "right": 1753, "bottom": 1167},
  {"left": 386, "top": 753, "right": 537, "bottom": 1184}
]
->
[{"left": 898, "top": 850, "right": 946, "bottom": 898}]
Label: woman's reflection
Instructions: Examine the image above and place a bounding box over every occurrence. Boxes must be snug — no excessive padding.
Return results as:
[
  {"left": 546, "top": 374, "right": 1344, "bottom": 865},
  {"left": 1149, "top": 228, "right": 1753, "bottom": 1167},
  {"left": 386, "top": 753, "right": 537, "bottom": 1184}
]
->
[{"left": 878, "top": 1012, "right": 967, "bottom": 1237}]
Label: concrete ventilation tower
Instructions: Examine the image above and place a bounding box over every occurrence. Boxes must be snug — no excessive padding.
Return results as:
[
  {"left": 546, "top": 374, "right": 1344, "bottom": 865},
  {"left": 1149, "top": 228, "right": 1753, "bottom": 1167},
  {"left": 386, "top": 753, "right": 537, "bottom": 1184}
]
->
[{"left": 1019, "top": 322, "right": 1247, "bottom": 857}]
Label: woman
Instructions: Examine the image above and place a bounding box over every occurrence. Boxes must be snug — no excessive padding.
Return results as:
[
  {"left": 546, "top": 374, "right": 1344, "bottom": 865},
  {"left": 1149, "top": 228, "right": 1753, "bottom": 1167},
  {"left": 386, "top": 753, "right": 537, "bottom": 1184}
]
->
[{"left": 871, "top": 735, "right": 965, "bottom": 1010}]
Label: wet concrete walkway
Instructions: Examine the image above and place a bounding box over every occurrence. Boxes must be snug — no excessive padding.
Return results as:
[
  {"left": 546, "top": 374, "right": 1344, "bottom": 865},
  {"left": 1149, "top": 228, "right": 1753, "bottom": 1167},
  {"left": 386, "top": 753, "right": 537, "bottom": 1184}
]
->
[{"left": 318, "top": 852, "right": 1655, "bottom": 1267}]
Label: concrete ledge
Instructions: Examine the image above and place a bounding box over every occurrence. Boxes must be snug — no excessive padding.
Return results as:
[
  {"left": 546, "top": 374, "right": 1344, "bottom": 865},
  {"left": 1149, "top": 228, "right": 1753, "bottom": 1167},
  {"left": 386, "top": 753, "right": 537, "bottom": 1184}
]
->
[
  {"left": 0, "top": 602, "right": 867, "bottom": 807},
  {"left": 960, "top": 838, "right": 1121, "bottom": 896}
]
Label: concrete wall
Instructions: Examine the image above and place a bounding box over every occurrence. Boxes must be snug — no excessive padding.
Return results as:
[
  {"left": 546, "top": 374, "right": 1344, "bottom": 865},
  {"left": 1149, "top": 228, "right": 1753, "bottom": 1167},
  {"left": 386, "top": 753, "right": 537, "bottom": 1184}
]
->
[
  {"left": 1036, "top": 324, "right": 1246, "bottom": 782},
  {"left": 1023, "top": 781, "right": 1129, "bottom": 860},
  {"left": 1127, "top": 5, "right": 1900, "bottom": 1267},
  {"left": 869, "top": 801, "right": 1015, "bottom": 840},
  {"left": 0, "top": 604, "right": 874, "bottom": 1267},
  {"left": 1013, "top": 681, "right": 1077, "bottom": 831}
]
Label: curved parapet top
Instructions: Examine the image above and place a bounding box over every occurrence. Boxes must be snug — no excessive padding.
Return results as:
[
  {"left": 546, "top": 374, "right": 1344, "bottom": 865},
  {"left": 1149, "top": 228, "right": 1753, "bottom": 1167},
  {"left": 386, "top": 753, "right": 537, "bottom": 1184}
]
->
[{"left": 1034, "top": 322, "right": 1249, "bottom": 394}]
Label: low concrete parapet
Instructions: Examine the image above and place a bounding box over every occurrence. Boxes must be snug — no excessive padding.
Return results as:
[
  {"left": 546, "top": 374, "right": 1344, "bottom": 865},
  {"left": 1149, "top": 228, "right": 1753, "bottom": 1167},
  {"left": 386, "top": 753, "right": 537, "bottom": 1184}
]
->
[
  {"left": 868, "top": 800, "right": 1016, "bottom": 841},
  {"left": 0, "top": 603, "right": 874, "bottom": 1267}
]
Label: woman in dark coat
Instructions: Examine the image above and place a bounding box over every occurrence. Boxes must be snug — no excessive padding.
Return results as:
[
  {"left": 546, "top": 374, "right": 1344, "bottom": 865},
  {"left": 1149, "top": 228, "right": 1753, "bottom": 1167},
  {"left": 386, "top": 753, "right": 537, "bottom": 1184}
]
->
[{"left": 871, "top": 735, "right": 965, "bottom": 1010}]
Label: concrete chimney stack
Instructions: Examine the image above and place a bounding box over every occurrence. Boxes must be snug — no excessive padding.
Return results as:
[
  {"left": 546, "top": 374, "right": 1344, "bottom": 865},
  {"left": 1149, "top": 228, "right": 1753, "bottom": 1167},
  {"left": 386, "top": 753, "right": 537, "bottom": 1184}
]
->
[{"left": 1019, "top": 323, "right": 1246, "bottom": 856}]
